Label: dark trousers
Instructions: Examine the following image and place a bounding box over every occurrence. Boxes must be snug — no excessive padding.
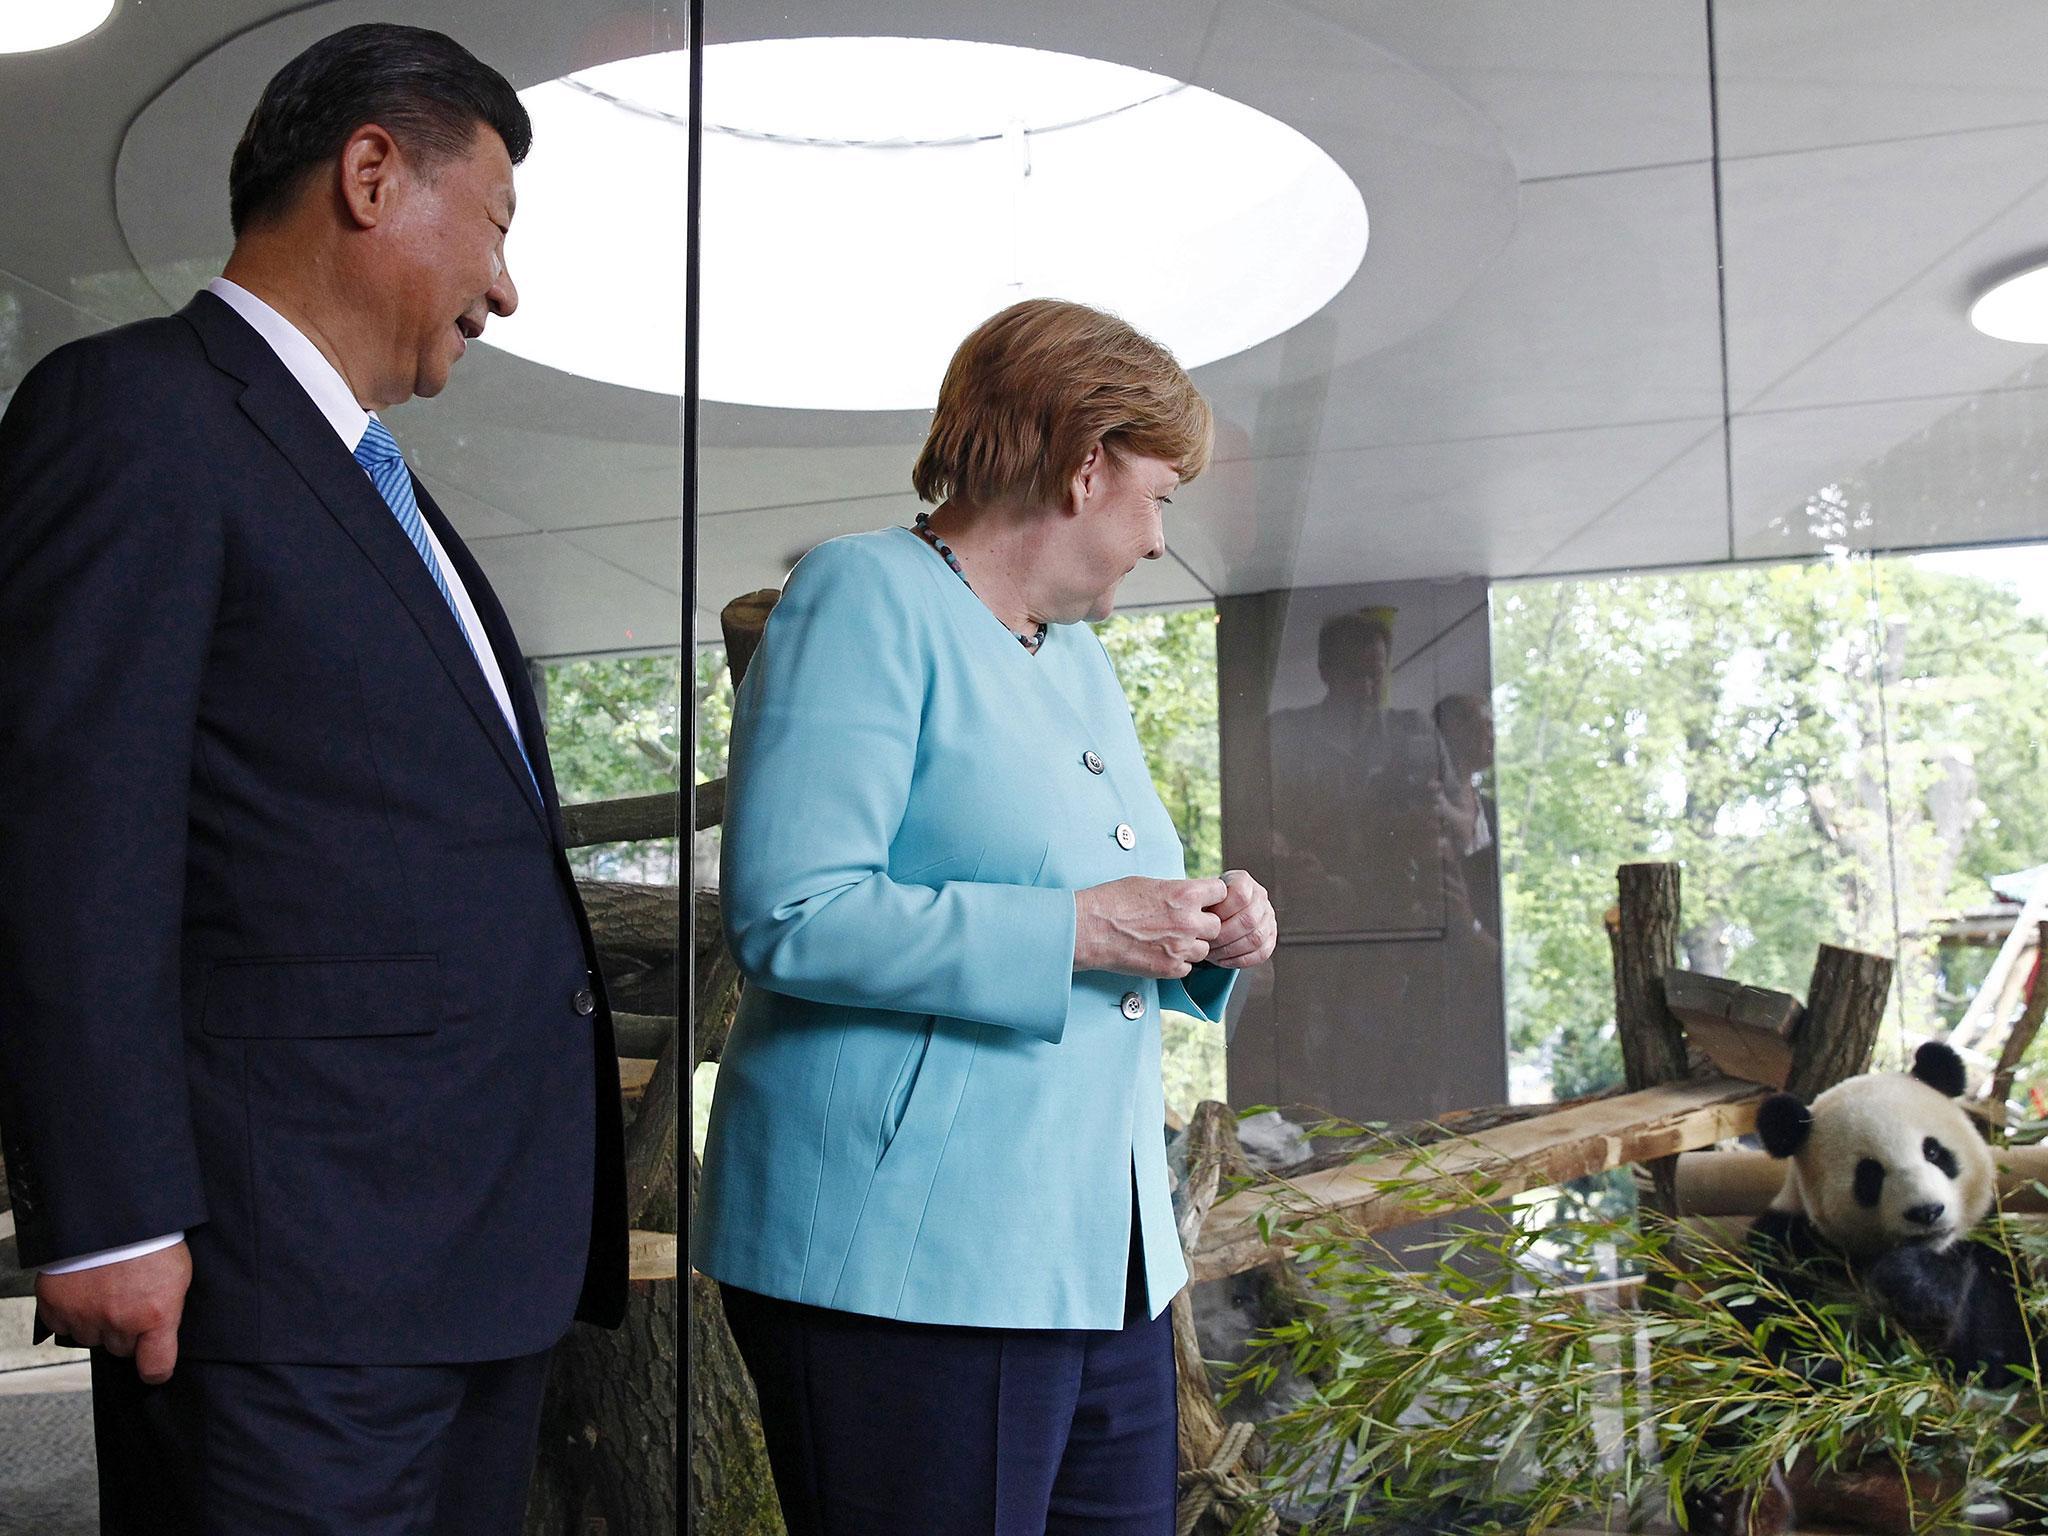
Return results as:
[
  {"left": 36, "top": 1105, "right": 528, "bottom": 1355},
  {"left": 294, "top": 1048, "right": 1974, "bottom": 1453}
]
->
[
  {"left": 719, "top": 1177, "right": 1178, "bottom": 1535},
  {"left": 89, "top": 1346, "right": 552, "bottom": 1535}
]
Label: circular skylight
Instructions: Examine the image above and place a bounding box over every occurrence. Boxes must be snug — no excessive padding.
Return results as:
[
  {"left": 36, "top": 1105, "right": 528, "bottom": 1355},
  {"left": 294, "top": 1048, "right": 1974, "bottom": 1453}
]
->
[
  {"left": 1971, "top": 264, "right": 2048, "bottom": 344},
  {"left": 0, "top": 0, "right": 115, "bottom": 53},
  {"left": 488, "top": 37, "right": 1368, "bottom": 409}
]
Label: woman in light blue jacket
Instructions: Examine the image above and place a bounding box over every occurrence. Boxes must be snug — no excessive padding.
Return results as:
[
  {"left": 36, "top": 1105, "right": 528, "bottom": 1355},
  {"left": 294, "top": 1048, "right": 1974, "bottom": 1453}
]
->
[{"left": 692, "top": 299, "right": 1276, "bottom": 1535}]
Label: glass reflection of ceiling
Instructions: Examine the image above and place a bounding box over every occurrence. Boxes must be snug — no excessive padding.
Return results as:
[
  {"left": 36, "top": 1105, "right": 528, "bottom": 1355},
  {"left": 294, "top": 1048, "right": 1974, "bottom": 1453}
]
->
[
  {"left": 0, "top": 0, "right": 114, "bottom": 54},
  {"left": 487, "top": 37, "right": 1369, "bottom": 410}
]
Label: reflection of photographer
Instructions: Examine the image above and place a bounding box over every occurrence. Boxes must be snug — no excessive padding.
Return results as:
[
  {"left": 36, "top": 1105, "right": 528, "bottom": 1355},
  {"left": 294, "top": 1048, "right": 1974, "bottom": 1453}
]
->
[
  {"left": 1434, "top": 693, "right": 1500, "bottom": 941},
  {"left": 1269, "top": 607, "right": 1444, "bottom": 931}
]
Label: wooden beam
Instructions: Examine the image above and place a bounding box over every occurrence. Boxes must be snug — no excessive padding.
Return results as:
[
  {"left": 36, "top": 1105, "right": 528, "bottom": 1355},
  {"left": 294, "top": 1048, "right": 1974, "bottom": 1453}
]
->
[
  {"left": 620, "top": 1057, "right": 657, "bottom": 1101},
  {"left": 560, "top": 779, "right": 726, "bottom": 849},
  {"left": 630, "top": 1229, "right": 678, "bottom": 1283},
  {"left": 1663, "top": 969, "right": 1802, "bottom": 1088},
  {"left": 1989, "top": 920, "right": 2048, "bottom": 1119},
  {"left": 1188, "top": 1076, "right": 1765, "bottom": 1286}
]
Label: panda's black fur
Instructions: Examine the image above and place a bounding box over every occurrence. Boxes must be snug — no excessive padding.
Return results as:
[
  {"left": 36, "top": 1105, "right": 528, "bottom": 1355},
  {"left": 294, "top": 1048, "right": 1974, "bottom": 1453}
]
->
[{"left": 1733, "top": 1040, "right": 2032, "bottom": 1392}]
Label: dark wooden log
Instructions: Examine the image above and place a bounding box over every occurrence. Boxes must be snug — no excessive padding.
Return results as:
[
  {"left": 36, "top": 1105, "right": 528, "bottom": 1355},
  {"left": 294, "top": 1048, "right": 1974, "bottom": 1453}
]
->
[
  {"left": 720, "top": 591, "right": 780, "bottom": 694},
  {"left": 561, "top": 780, "right": 727, "bottom": 849},
  {"left": 1173, "top": 1103, "right": 1271, "bottom": 1536},
  {"left": 612, "top": 1012, "right": 676, "bottom": 1060},
  {"left": 534, "top": 1028, "right": 688, "bottom": 1534},
  {"left": 580, "top": 880, "right": 681, "bottom": 956},
  {"left": 563, "top": 791, "right": 679, "bottom": 849},
  {"left": 686, "top": 1149, "right": 784, "bottom": 1533},
  {"left": 1607, "top": 863, "right": 1689, "bottom": 1214},
  {"left": 1785, "top": 944, "right": 1892, "bottom": 1100},
  {"left": 694, "top": 890, "right": 742, "bottom": 1068},
  {"left": 1662, "top": 969, "right": 1802, "bottom": 1088}
]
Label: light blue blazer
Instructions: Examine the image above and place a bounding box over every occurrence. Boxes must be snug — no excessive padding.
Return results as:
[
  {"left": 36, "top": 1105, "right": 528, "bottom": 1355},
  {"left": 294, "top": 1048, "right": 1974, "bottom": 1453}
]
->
[{"left": 690, "top": 527, "right": 1234, "bottom": 1329}]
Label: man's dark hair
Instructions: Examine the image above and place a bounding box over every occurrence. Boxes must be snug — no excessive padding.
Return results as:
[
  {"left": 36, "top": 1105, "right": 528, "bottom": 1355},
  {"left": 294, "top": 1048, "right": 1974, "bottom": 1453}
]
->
[{"left": 229, "top": 23, "right": 532, "bottom": 236}]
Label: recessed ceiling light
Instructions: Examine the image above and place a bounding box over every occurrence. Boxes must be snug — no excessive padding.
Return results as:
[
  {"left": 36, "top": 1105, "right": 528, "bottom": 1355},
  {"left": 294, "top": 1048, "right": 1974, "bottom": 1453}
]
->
[
  {"left": 1970, "top": 263, "right": 2048, "bottom": 344},
  {"left": 489, "top": 37, "right": 1368, "bottom": 409},
  {"left": 0, "top": 0, "right": 115, "bottom": 53}
]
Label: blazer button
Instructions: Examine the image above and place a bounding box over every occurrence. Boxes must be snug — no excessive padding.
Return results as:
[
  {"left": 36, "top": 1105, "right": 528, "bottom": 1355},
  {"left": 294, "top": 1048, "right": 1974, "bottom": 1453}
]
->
[
  {"left": 1120, "top": 991, "right": 1145, "bottom": 1020},
  {"left": 572, "top": 987, "right": 596, "bottom": 1017},
  {"left": 1114, "top": 823, "right": 1136, "bottom": 850},
  {"left": 1082, "top": 750, "right": 1104, "bottom": 775}
]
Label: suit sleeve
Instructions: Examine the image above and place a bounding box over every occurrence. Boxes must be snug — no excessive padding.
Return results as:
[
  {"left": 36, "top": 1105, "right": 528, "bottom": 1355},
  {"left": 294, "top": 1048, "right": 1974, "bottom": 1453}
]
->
[
  {"left": 0, "top": 342, "right": 216, "bottom": 1266},
  {"left": 720, "top": 540, "right": 1078, "bottom": 1043},
  {"left": 1162, "top": 965, "right": 1236, "bottom": 1024}
]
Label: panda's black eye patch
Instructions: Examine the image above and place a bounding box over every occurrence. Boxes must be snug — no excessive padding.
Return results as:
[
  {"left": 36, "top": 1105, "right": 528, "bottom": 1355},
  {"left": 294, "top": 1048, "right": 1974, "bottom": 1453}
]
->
[
  {"left": 1924, "top": 1137, "right": 1959, "bottom": 1179},
  {"left": 1854, "top": 1158, "right": 1886, "bottom": 1208}
]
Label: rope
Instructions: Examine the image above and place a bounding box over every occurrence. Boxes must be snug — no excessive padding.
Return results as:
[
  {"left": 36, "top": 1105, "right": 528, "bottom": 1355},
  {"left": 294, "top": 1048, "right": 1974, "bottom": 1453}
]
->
[{"left": 1175, "top": 1418, "right": 1277, "bottom": 1536}]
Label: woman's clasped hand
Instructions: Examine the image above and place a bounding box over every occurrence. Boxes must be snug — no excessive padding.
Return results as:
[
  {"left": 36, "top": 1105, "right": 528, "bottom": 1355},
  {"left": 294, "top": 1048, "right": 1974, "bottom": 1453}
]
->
[{"left": 1073, "top": 868, "right": 1276, "bottom": 978}]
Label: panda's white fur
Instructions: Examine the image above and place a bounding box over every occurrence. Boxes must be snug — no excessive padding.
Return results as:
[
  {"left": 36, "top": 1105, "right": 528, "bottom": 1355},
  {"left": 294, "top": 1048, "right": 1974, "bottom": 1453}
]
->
[{"left": 1767, "top": 1060, "right": 1996, "bottom": 1261}]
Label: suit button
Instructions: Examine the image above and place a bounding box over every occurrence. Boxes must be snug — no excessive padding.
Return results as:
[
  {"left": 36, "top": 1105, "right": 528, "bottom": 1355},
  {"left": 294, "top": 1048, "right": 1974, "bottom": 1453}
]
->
[
  {"left": 1114, "top": 823, "right": 1136, "bottom": 850},
  {"left": 1120, "top": 991, "right": 1145, "bottom": 1020},
  {"left": 1082, "top": 750, "right": 1104, "bottom": 775},
  {"left": 572, "top": 988, "right": 596, "bottom": 1017}
]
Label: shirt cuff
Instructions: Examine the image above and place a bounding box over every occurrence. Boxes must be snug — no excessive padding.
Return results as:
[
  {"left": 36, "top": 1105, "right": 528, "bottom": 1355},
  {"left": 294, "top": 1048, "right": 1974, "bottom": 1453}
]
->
[{"left": 39, "top": 1231, "right": 184, "bottom": 1274}]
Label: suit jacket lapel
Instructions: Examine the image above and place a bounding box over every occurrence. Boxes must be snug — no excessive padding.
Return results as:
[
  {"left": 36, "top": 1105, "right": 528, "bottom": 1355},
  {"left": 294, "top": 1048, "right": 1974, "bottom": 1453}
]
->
[
  {"left": 179, "top": 292, "right": 552, "bottom": 837},
  {"left": 413, "top": 481, "right": 570, "bottom": 842}
]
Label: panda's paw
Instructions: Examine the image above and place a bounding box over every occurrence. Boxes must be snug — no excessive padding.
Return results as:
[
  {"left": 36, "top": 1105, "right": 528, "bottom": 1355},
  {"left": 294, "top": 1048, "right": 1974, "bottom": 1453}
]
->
[{"left": 1865, "top": 1243, "right": 1967, "bottom": 1333}]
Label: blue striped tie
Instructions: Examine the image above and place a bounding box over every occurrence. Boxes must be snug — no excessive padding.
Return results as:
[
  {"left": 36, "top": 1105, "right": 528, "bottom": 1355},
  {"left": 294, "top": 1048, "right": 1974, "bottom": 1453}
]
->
[{"left": 353, "top": 418, "right": 541, "bottom": 800}]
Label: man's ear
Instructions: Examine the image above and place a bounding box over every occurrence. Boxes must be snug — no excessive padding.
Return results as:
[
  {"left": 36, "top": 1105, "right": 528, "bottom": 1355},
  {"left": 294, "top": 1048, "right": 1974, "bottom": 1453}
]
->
[{"left": 338, "top": 124, "right": 400, "bottom": 230}]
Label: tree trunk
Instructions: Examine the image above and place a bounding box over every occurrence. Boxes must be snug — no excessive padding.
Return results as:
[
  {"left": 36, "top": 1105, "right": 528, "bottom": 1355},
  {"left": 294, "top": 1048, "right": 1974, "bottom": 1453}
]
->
[
  {"left": 1786, "top": 943, "right": 1892, "bottom": 1099},
  {"left": 1608, "top": 862, "right": 1689, "bottom": 1214},
  {"left": 686, "top": 1148, "right": 785, "bottom": 1534}
]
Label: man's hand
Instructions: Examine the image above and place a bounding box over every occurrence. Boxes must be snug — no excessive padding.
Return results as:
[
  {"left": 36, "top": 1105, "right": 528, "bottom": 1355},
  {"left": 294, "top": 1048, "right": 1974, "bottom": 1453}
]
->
[
  {"left": 1203, "top": 870, "right": 1277, "bottom": 969},
  {"left": 1074, "top": 876, "right": 1227, "bottom": 978},
  {"left": 36, "top": 1240, "right": 191, "bottom": 1384}
]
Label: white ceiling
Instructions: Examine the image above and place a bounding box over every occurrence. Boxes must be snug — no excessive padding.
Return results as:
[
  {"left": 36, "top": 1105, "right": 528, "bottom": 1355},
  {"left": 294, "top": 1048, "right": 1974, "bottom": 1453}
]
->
[{"left": 4, "top": 1, "right": 2048, "bottom": 653}]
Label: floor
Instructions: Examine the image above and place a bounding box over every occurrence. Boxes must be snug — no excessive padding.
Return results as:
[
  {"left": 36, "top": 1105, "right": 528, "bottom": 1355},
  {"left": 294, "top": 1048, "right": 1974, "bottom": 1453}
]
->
[{"left": 0, "top": 1365, "right": 96, "bottom": 1535}]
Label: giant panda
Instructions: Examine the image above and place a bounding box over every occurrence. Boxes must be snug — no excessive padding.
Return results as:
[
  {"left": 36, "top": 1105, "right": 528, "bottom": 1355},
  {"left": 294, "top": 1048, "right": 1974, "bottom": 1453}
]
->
[{"left": 1686, "top": 1041, "right": 2037, "bottom": 1536}]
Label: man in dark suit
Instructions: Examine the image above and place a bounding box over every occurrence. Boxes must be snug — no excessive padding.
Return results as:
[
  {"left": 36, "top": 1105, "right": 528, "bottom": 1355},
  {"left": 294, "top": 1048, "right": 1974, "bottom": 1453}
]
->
[{"left": 0, "top": 24, "right": 626, "bottom": 1532}]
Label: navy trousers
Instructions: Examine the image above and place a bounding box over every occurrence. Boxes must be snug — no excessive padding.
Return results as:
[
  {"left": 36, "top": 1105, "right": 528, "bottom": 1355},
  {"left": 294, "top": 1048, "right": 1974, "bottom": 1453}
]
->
[
  {"left": 87, "top": 1346, "right": 552, "bottom": 1534},
  {"left": 718, "top": 1176, "right": 1178, "bottom": 1535}
]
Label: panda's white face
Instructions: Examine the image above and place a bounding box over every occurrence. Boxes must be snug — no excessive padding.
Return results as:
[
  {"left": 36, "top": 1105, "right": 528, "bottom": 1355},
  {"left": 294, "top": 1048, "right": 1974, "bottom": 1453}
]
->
[{"left": 1779, "top": 1072, "right": 1995, "bottom": 1259}]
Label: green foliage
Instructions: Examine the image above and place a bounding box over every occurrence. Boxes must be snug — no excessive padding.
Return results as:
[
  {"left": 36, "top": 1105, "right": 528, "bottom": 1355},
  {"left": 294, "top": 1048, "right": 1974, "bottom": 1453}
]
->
[
  {"left": 1219, "top": 1166, "right": 2048, "bottom": 1535},
  {"left": 1096, "top": 607, "right": 1224, "bottom": 877},
  {"left": 1495, "top": 556, "right": 2048, "bottom": 1099},
  {"left": 540, "top": 652, "right": 683, "bottom": 882}
]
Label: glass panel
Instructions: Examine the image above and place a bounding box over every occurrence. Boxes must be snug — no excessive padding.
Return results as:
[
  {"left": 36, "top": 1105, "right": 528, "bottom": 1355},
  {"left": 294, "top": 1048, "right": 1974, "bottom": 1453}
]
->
[{"left": 686, "top": 3, "right": 2048, "bottom": 1530}]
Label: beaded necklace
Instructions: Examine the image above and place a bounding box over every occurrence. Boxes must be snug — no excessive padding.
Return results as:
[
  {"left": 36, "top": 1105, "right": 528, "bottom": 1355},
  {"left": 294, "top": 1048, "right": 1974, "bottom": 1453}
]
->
[{"left": 912, "top": 511, "right": 1049, "bottom": 653}]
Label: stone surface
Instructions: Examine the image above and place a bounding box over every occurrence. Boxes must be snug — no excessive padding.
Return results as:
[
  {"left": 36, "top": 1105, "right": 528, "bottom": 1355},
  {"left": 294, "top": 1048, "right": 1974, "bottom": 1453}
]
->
[{"left": 0, "top": 1388, "right": 96, "bottom": 1535}]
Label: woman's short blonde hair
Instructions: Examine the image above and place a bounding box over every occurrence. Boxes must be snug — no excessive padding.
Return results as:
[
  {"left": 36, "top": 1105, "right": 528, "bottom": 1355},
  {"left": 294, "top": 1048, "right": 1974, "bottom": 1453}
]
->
[{"left": 911, "top": 299, "right": 1212, "bottom": 509}]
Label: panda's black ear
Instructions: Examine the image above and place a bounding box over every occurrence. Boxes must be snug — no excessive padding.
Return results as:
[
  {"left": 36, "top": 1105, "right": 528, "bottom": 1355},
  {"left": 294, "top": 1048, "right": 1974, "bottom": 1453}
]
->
[
  {"left": 1911, "top": 1041, "right": 1967, "bottom": 1098},
  {"left": 1757, "top": 1094, "right": 1812, "bottom": 1158}
]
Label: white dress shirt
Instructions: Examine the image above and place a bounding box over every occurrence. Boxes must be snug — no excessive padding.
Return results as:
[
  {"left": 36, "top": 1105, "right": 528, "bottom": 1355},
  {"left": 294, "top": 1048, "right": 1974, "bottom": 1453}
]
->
[{"left": 41, "top": 278, "right": 528, "bottom": 1276}]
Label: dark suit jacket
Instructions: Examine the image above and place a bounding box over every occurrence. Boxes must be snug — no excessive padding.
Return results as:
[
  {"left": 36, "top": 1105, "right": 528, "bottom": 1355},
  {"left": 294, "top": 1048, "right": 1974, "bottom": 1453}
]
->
[{"left": 0, "top": 291, "right": 627, "bottom": 1363}]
